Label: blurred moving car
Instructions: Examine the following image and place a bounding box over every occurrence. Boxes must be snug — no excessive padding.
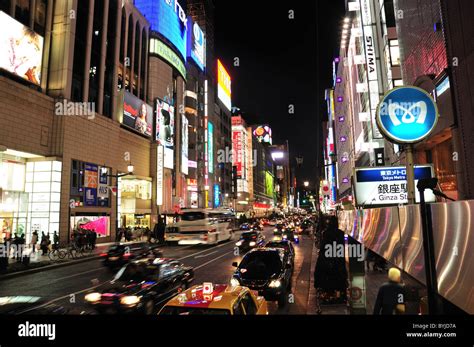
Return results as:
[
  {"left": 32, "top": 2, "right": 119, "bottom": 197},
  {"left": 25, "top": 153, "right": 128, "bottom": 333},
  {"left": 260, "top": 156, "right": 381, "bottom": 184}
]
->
[
  {"left": 235, "top": 231, "right": 265, "bottom": 253},
  {"left": 231, "top": 248, "right": 293, "bottom": 307},
  {"left": 85, "top": 258, "right": 194, "bottom": 314},
  {"left": 159, "top": 283, "right": 268, "bottom": 315},
  {"left": 100, "top": 242, "right": 162, "bottom": 270},
  {"left": 239, "top": 223, "right": 251, "bottom": 231},
  {"left": 0, "top": 296, "right": 69, "bottom": 315}
]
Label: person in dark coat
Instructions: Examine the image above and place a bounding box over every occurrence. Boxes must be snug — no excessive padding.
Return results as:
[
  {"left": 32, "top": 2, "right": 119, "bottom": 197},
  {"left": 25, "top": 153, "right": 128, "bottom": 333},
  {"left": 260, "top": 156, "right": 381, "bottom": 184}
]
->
[
  {"left": 53, "top": 231, "right": 59, "bottom": 250},
  {"left": 156, "top": 217, "right": 166, "bottom": 245},
  {"left": 91, "top": 230, "right": 97, "bottom": 249},
  {"left": 373, "top": 267, "right": 406, "bottom": 315},
  {"left": 40, "top": 232, "right": 49, "bottom": 255}
]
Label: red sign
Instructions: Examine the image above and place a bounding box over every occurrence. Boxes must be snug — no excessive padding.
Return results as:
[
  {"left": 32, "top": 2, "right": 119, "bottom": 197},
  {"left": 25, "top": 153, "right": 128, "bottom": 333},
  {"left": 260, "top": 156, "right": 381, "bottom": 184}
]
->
[
  {"left": 232, "top": 130, "right": 243, "bottom": 178},
  {"left": 253, "top": 202, "right": 270, "bottom": 209},
  {"left": 203, "top": 282, "right": 213, "bottom": 295}
]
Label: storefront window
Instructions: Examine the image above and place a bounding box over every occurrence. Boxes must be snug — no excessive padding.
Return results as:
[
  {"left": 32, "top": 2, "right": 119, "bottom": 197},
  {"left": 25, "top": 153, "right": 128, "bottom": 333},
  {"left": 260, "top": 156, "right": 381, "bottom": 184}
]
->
[
  {"left": 70, "top": 215, "right": 110, "bottom": 238},
  {"left": 0, "top": 155, "right": 62, "bottom": 243}
]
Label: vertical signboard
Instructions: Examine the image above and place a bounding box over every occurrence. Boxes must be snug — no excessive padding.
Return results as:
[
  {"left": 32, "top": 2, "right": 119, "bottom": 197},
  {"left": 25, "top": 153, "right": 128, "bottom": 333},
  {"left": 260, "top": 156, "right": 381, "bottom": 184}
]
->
[
  {"left": 360, "top": 0, "right": 383, "bottom": 139},
  {"left": 187, "top": 17, "right": 206, "bottom": 71},
  {"left": 157, "top": 145, "right": 164, "bottom": 206},
  {"left": 181, "top": 114, "right": 188, "bottom": 175},
  {"left": 217, "top": 60, "right": 232, "bottom": 111},
  {"left": 214, "top": 184, "right": 220, "bottom": 208},
  {"left": 208, "top": 121, "right": 214, "bottom": 174},
  {"left": 156, "top": 99, "right": 175, "bottom": 169},
  {"left": 84, "top": 163, "right": 98, "bottom": 206}
]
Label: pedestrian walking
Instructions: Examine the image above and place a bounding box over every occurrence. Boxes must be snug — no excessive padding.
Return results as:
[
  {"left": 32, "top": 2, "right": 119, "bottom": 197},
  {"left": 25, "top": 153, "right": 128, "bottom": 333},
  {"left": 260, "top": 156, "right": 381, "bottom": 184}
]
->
[
  {"left": 53, "top": 231, "right": 59, "bottom": 250},
  {"left": 373, "top": 267, "right": 406, "bottom": 315},
  {"left": 157, "top": 217, "right": 166, "bottom": 245},
  {"left": 40, "top": 232, "right": 49, "bottom": 255},
  {"left": 31, "top": 231, "right": 38, "bottom": 254}
]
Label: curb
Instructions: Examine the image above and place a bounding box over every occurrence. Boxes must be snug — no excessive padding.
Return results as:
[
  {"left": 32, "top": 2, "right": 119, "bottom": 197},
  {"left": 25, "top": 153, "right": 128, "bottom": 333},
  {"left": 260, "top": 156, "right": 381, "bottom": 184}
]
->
[
  {"left": 306, "top": 236, "right": 319, "bottom": 314},
  {"left": 0, "top": 255, "right": 102, "bottom": 280}
]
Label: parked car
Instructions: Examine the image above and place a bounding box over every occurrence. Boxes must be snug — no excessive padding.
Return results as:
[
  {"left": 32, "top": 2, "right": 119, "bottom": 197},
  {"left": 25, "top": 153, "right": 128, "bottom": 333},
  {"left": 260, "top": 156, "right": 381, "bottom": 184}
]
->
[{"left": 231, "top": 248, "right": 293, "bottom": 307}]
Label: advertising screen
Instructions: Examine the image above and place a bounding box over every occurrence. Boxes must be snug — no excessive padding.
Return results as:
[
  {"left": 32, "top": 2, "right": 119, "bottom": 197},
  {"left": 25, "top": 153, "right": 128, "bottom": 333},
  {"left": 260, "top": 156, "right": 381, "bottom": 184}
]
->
[
  {"left": 0, "top": 11, "right": 44, "bottom": 85},
  {"left": 135, "top": 0, "right": 187, "bottom": 60},
  {"left": 208, "top": 122, "right": 214, "bottom": 174},
  {"left": 182, "top": 114, "right": 189, "bottom": 175},
  {"left": 156, "top": 99, "right": 175, "bottom": 169},
  {"left": 84, "top": 163, "right": 98, "bottom": 207},
  {"left": 214, "top": 184, "right": 220, "bottom": 208},
  {"left": 122, "top": 91, "right": 153, "bottom": 137},
  {"left": 187, "top": 18, "right": 205, "bottom": 71},
  {"left": 217, "top": 60, "right": 232, "bottom": 111},
  {"left": 253, "top": 125, "right": 272, "bottom": 144},
  {"left": 354, "top": 165, "right": 435, "bottom": 206}
]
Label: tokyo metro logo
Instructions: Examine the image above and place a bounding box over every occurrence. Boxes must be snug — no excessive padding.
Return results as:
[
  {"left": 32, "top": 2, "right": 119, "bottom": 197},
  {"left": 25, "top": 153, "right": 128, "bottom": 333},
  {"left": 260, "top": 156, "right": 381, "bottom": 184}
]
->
[
  {"left": 385, "top": 100, "right": 427, "bottom": 126},
  {"left": 376, "top": 87, "right": 438, "bottom": 144}
]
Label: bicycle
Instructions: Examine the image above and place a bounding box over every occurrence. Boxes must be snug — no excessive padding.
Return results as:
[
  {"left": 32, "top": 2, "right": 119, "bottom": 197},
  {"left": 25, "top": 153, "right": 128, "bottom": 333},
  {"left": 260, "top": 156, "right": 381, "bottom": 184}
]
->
[{"left": 48, "top": 248, "right": 66, "bottom": 261}]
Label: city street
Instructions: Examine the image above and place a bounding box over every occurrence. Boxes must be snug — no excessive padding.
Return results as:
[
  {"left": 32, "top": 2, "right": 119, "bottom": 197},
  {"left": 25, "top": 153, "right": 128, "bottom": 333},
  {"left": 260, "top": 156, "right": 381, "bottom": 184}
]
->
[{"left": 0, "top": 226, "right": 314, "bottom": 315}]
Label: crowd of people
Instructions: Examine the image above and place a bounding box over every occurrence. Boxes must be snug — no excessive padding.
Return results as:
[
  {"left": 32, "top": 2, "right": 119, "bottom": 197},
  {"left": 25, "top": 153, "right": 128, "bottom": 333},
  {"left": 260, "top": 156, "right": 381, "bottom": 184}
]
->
[
  {"left": 70, "top": 228, "right": 97, "bottom": 250},
  {"left": 116, "top": 219, "right": 166, "bottom": 244}
]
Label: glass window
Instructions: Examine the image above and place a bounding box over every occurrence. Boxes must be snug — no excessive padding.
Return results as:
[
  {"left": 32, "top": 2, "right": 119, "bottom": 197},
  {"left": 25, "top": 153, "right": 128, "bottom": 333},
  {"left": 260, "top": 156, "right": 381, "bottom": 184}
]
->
[
  {"left": 241, "top": 293, "right": 258, "bottom": 315},
  {"left": 103, "top": 0, "right": 117, "bottom": 117},
  {"left": 34, "top": 0, "right": 47, "bottom": 35},
  {"left": 88, "top": 0, "right": 104, "bottom": 105},
  {"left": 232, "top": 300, "right": 245, "bottom": 315},
  {"left": 0, "top": 0, "right": 10, "bottom": 14},
  {"left": 71, "top": 0, "right": 90, "bottom": 102},
  {"left": 14, "top": 0, "right": 30, "bottom": 26}
]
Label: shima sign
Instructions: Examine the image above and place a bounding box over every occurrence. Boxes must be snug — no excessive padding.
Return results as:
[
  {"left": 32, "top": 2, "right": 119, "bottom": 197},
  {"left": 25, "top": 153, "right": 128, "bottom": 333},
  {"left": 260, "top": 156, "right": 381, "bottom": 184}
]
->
[
  {"left": 354, "top": 165, "right": 435, "bottom": 206},
  {"left": 376, "top": 86, "right": 438, "bottom": 144}
]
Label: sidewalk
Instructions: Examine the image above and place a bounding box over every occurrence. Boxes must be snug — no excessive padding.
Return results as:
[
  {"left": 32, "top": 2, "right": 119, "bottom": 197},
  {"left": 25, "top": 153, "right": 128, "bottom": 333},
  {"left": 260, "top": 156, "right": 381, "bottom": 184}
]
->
[
  {"left": 0, "top": 240, "right": 141, "bottom": 279},
  {"left": 306, "top": 234, "right": 424, "bottom": 315},
  {"left": 307, "top": 237, "right": 349, "bottom": 315}
]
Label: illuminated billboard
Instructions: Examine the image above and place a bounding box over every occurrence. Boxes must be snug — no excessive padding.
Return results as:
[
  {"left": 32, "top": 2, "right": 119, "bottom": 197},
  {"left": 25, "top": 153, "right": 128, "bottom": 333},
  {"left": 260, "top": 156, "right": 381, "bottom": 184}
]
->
[
  {"left": 155, "top": 99, "right": 175, "bottom": 169},
  {"left": 181, "top": 114, "right": 188, "bottom": 175},
  {"left": 217, "top": 60, "right": 232, "bottom": 111},
  {"left": 0, "top": 11, "right": 43, "bottom": 85},
  {"left": 253, "top": 125, "right": 272, "bottom": 144},
  {"left": 122, "top": 91, "right": 153, "bottom": 137},
  {"left": 135, "top": 0, "right": 187, "bottom": 60},
  {"left": 208, "top": 121, "right": 214, "bottom": 174},
  {"left": 232, "top": 130, "right": 243, "bottom": 178},
  {"left": 187, "top": 18, "right": 205, "bottom": 71}
]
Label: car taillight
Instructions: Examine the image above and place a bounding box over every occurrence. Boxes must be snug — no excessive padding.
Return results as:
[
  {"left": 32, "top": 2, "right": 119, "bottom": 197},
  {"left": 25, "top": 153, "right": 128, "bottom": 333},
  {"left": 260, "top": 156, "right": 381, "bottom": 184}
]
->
[
  {"left": 100, "top": 253, "right": 108, "bottom": 257},
  {"left": 123, "top": 253, "right": 131, "bottom": 259}
]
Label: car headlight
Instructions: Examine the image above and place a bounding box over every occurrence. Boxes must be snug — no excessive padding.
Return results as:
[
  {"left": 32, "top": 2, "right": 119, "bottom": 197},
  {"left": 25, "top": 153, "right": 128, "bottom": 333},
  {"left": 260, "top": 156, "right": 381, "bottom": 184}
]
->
[
  {"left": 236, "top": 241, "right": 243, "bottom": 246},
  {"left": 230, "top": 278, "right": 240, "bottom": 287},
  {"left": 120, "top": 295, "right": 140, "bottom": 306},
  {"left": 269, "top": 280, "right": 282, "bottom": 288},
  {"left": 283, "top": 234, "right": 287, "bottom": 239},
  {"left": 249, "top": 241, "right": 256, "bottom": 247},
  {"left": 85, "top": 292, "right": 101, "bottom": 303},
  {"left": 274, "top": 229, "right": 278, "bottom": 232}
]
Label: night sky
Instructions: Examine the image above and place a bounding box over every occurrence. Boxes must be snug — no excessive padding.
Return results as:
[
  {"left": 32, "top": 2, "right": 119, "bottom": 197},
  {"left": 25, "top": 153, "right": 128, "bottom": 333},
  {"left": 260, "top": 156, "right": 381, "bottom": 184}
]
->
[{"left": 214, "top": 0, "right": 345, "bottom": 187}]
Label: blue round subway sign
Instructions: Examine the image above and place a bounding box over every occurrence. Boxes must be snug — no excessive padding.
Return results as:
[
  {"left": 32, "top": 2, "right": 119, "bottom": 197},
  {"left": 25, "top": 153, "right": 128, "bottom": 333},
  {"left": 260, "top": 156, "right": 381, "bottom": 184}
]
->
[{"left": 376, "top": 86, "right": 438, "bottom": 144}]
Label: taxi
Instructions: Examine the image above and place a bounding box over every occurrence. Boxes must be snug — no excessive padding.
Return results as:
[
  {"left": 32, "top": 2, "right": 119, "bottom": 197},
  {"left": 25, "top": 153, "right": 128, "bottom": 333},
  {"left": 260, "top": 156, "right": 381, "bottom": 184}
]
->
[{"left": 158, "top": 283, "right": 268, "bottom": 315}]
